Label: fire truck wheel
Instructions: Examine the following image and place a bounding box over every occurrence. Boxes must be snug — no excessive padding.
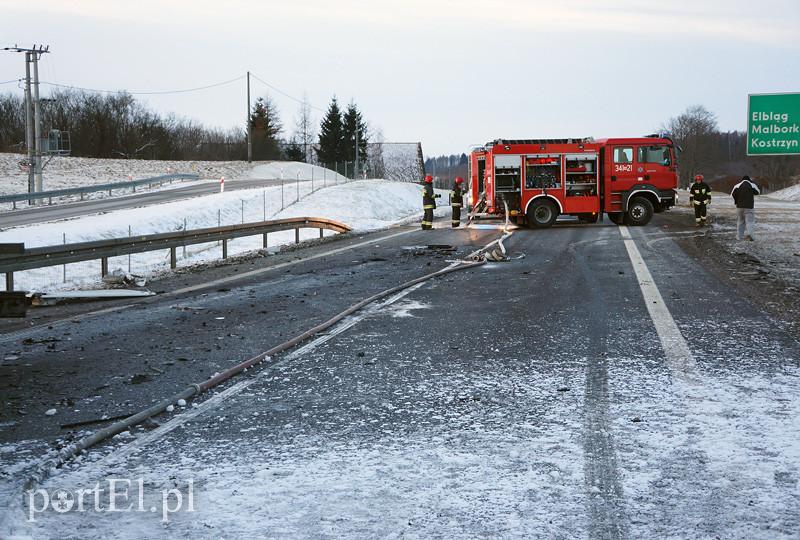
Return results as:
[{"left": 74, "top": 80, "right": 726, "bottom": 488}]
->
[
  {"left": 527, "top": 199, "right": 558, "bottom": 228},
  {"left": 625, "top": 197, "right": 654, "bottom": 226}
]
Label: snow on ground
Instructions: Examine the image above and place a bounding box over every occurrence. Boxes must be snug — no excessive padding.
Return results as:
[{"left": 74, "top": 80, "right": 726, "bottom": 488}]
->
[
  {"left": 0, "top": 152, "right": 255, "bottom": 196},
  {"left": 769, "top": 182, "right": 800, "bottom": 201},
  {"left": 675, "top": 191, "right": 800, "bottom": 288},
  {"left": 248, "top": 162, "right": 348, "bottom": 183},
  {"left": 1, "top": 180, "right": 448, "bottom": 292},
  {"left": 0, "top": 154, "right": 351, "bottom": 209}
]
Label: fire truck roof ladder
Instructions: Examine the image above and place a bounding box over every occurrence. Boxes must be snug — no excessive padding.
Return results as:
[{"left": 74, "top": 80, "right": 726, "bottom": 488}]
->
[{"left": 489, "top": 138, "right": 593, "bottom": 146}]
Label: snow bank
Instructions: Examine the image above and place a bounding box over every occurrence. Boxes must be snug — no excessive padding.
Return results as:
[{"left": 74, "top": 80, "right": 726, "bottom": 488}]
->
[
  {"left": 0, "top": 152, "right": 256, "bottom": 196},
  {"left": 768, "top": 182, "right": 800, "bottom": 201},
  {"left": 0, "top": 153, "right": 355, "bottom": 198},
  {"left": 249, "top": 162, "right": 347, "bottom": 182},
  {"left": 0, "top": 180, "right": 445, "bottom": 292},
  {"left": 275, "top": 179, "right": 445, "bottom": 231}
]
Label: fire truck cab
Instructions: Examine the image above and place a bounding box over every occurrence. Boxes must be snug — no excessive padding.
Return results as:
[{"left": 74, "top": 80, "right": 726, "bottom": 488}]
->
[{"left": 469, "top": 137, "right": 678, "bottom": 227}]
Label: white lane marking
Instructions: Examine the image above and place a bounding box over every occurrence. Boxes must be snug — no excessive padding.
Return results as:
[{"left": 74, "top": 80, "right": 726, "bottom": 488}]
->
[
  {"left": 91, "top": 283, "right": 426, "bottom": 468},
  {"left": 619, "top": 225, "right": 699, "bottom": 382}
]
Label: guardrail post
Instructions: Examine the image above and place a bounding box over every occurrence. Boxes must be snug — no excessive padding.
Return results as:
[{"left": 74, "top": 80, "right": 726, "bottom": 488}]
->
[
  {"left": 222, "top": 239, "right": 228, "bottom": 259},
  {"left": 48, "top": 196, "right": 52, "bottom": 205},
  {"left": 5, "top": 273, "right": 13, "bottom": 292},
  {"left": 80, "top": 193, "right": 84, "bottom": 201},
  {"left": 319, "top": 228, "right": 323, "bottom": 239},
  {"left": 101, "top": 257, "right": 108, "bottom": 277},
  {"left": 295, "top": 228, "right": 300, "bottom": 244},
  {"left": 262, "top": 233, "right": 268, "bottom": 248},
  {"left": 170, "top": 247, "right": 177, "bottom": 269}
]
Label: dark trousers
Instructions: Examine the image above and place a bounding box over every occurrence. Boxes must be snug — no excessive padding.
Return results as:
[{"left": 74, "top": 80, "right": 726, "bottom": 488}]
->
[
  {"left": 422, "top": 208, "right": 434, "bottom": 230},
  {"left": 694, "top": 203, "right": 707, "bottom": 223},
  {"left": 451, "top": 206, "right": 461, "bottom": 227}
]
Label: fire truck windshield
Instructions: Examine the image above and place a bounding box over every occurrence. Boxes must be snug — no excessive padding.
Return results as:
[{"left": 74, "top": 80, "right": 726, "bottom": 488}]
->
[{"left": 638, "top": 145, "right": 672, "bottom": 166}]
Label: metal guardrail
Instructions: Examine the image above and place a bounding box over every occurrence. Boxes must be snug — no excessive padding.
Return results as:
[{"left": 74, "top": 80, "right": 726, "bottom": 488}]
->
[
  {"left": 0, "top": 217, "right": 352, "bottom": 291},
  {"left": 0, "top": 173, "right": 200, "bottom": 208}
]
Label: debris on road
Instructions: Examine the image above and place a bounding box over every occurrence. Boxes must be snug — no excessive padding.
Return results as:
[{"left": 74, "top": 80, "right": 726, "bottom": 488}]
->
[
  {"left": 101, "top": 269, "right": 148, "bottom": 287},
  {"left": 31, "top": 289, "right": 156, "bottom": 306}
]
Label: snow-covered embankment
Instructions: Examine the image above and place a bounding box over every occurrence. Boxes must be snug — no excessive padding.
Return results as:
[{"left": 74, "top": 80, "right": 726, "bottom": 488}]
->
[{"left": 1, "top": 180, "right": 447, "bottom": 292}]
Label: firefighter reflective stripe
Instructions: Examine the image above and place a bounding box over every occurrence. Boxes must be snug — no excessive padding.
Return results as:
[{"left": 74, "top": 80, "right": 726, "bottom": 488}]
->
[
  {"left": 451, "top": 203, "right": 462, "bottom": 207},
  {"left": 423, "top": 205, "right": 435, "bottom": 209},
  {"left": 421, "top": 207, "right": 435, "bottom": 230},
  {"left": 690, "top": 181, "right": 711, "bottom": 204},
  {"left": 422, "top": 184, "right": 437, "bottom": 209}
]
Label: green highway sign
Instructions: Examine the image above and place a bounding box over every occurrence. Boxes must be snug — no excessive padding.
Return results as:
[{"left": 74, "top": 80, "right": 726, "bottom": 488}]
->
[{"left": 747, "top": 93, "right": 800, "bottom": 155}]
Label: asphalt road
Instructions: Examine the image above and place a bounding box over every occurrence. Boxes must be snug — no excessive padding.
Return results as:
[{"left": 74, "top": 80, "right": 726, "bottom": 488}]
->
[
  {"left": 2, "top": 217, "right": 799, "bottom": 538},
  {"left": 0, "top": 177, "right": 297, "bottom": 228}
]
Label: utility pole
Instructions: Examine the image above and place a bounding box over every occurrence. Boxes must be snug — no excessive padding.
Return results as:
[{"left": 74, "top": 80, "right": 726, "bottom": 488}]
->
[
  {"left": 3, "top": 44, "right": 50, "bottom": 202},
  {"left": 32, "top": 51, "right": 43, "bottom": 194},
  {"left": 246, "top": 71, "right": 252, "bottom": 163},
  {"left": 24, "top": 53, "right": 34, "bottom": 198},
  {"left": 354, "top": 127, "right": 359, "bottom": 180}
]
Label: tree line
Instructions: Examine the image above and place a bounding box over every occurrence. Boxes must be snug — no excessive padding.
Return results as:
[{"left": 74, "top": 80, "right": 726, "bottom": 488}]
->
[
  {"left": 663, "top": 105, "right": 800, "bottom": 190},
  {"left": 0, "top": 89, "right": 371, "bottom": 166},
  {"left": 249, "top": 94, "right": 369, "bottom": 171},
  {"left": 423, "top": 154, "right": 468, "bottom": 184}
]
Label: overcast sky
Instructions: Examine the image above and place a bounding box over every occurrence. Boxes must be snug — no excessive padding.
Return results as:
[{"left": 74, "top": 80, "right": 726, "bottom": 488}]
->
[{"left": 1, "top": 0, "right": 799, "bottom": 156}]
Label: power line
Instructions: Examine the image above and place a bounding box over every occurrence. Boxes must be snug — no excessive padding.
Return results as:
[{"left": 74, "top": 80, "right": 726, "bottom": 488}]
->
[
  {"left": 0, "top": 79, "right": 21, "bottom": 85},
  {"left": 36, "top": 75, "right": 246, "bottom": 95},
  {"left": 249, "top": 72, "right": 326, "bottom": 113}
]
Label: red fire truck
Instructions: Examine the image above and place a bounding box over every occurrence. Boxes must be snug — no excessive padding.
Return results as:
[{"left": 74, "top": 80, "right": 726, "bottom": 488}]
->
[{"left": 469, "top": 136, "right": 679, "bottom": 227}]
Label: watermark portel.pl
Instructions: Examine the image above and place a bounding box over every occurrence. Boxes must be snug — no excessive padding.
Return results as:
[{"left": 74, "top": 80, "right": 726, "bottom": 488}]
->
[{"left": 26, "top": 477, "right": 194, "bottom": 523}]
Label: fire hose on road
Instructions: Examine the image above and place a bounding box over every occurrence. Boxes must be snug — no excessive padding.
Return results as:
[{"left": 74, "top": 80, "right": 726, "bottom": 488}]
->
[{"left": 20, "top": 226, "right": 514, "bottom": 496}]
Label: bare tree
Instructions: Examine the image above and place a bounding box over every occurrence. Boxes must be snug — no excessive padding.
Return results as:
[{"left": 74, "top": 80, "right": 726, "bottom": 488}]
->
[
  {"left": 662, "top": 105, "right": 718, "bottom": 187},
  {"left": 750, "top": 155, "right": 800, "bottom": 191},
  {"left": 294, "top": 93, "right": 315, "bottom": 163}
]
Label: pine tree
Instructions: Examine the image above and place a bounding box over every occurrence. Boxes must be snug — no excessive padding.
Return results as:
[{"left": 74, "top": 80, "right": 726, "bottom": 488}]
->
[
  {"left": 342, "top": 101, "right": 368, "bottom": 175},
  {"left": 284, "top": 136, "right": 305, "bottom": 162},
  {"left": 316, "top": 96, "right": 344, "bottom": 167},
  {"left": 250, "top": 96, "right": 283, "bottom": 160}
]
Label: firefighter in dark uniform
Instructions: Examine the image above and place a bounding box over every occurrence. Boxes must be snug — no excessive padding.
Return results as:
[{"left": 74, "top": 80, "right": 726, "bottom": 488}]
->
[
  {"left": 451, "top": 176, "right": 465, "bottom": 227},
  {"left": 689, "top": 173, "right": 711, "bottom": 226},
  {"left": 421, "top": 174, "right": 439, "bottom": 230}
]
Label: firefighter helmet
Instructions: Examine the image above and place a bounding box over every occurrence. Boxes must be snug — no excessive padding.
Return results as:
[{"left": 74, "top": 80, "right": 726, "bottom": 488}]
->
[
  {"left": 694, "top": 174, "right": 704, "bottom": 182},
  {"left": 455, "top": 176, "right": 464, "bottom": 184},
  {"left": 424, "top": 175, "right": 433, "bottom": 183}
]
